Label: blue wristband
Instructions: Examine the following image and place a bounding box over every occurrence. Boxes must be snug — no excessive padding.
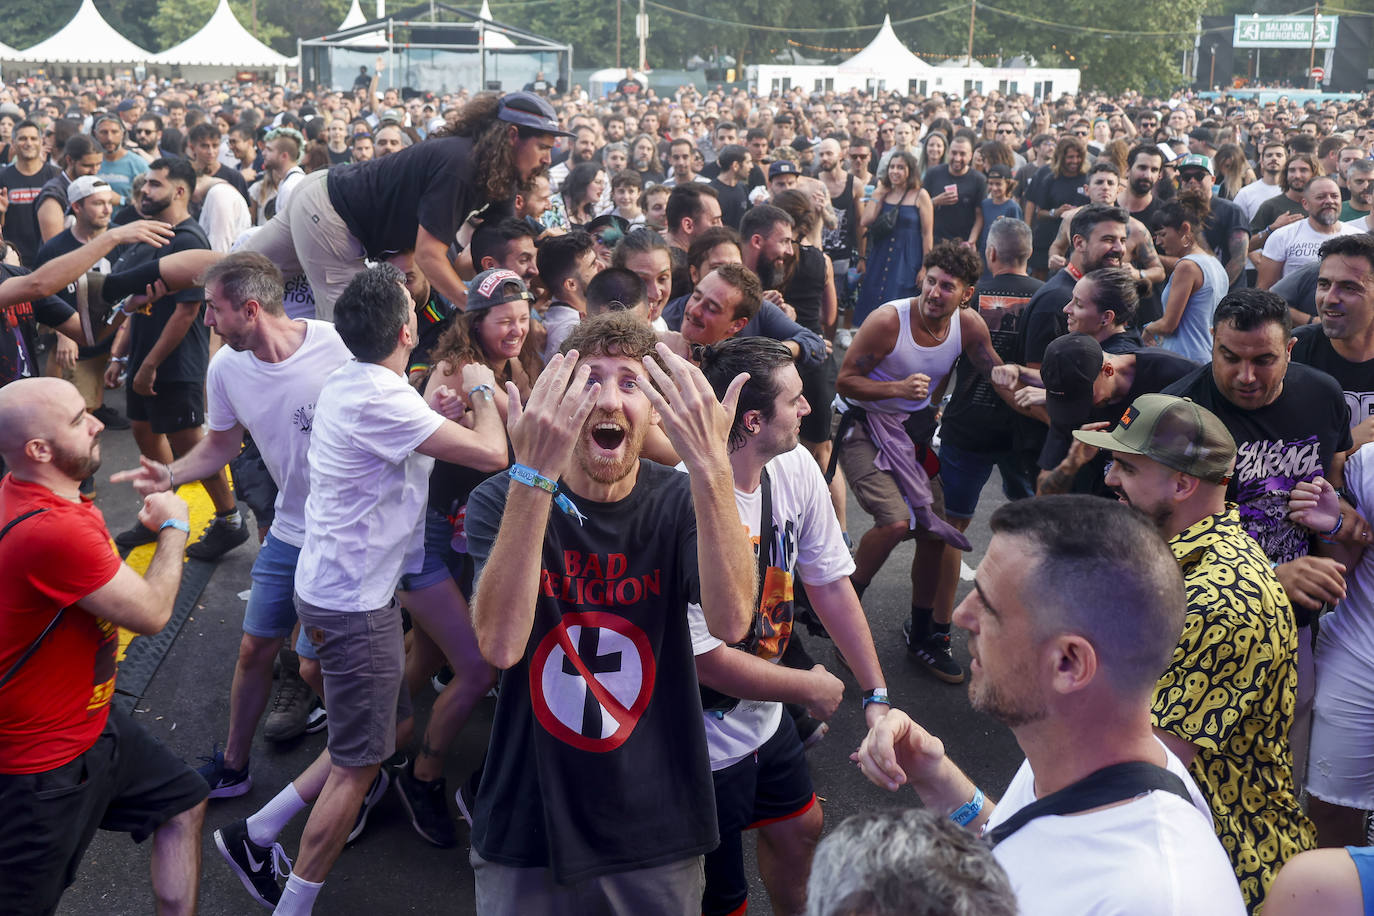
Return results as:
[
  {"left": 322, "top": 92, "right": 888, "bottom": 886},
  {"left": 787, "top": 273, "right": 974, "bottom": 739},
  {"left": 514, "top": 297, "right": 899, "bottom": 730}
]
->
[
  {"left": 508, "top": 463, "right": 557, "bottom": 494},
  {"left": 158, "top": 518, "right": 190, "bottom": 535},
  {"left": 950, "top": 787, "right": 984, "bottom": 827},
  {"left": 862, "top": 688, "right": 890, "bottom": 709}
]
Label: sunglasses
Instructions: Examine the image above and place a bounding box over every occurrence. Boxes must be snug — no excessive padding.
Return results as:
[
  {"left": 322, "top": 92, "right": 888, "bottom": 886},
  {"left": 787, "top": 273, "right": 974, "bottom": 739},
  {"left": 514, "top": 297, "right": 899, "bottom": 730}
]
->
[
  {"left": 1178, "top": 171, "right": 1209, "bottom": 182},
  {"left": 850, "top": 153, "right": 870, "bottom": 160}
]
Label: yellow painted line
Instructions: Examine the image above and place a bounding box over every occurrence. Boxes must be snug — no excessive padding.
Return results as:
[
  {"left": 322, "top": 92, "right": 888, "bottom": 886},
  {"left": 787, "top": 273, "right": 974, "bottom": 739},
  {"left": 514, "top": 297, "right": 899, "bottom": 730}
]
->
[{"left": 116, "top": 474, "right": 225, "bottom": 661}]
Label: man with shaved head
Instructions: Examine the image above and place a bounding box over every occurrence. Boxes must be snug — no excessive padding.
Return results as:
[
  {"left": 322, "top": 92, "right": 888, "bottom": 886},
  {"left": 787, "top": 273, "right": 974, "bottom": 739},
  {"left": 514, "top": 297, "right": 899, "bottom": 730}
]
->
[{"left": 0, "top": 377, "right": 208, "bottom": 913}]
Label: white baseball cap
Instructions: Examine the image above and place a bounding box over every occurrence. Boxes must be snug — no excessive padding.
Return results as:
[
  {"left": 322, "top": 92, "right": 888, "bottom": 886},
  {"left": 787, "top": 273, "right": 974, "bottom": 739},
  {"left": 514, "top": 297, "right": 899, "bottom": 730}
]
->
[{"left": 67, "top": 175, "right": 114, "bottom": 206}]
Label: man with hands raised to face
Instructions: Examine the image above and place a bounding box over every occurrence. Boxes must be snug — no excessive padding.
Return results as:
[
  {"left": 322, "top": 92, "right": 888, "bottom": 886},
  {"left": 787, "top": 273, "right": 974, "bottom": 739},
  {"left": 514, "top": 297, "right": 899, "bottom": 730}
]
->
[{"left": 463, "top": 312, "right": 756, "bottom": 915}]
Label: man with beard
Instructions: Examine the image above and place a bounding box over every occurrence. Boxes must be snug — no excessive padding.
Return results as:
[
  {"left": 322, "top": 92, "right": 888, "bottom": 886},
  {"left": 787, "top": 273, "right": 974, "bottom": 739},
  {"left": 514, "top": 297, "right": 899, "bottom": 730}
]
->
[
  {"left": 816, "top": 138, "right": 860, "bottom": 300},
  {"left": 1341, "top": 159, "right": 1374, "bottom": 224},
  {"left": 1164, "top": 289, "right": 1361, "bottom": 795},
  {"left": 923, "top": 135, "right": 986, "bottom": 246},
  {"left": 1234, "top": 141, "right": 1288, "bottom": 225},
  {"left": 112, "top": 252, "right": 353, "bottom": 801},
  {"left": 856, "top": 495, "right": 1245, "bottom": 916},
  {"left": 103, "top": 157, "right": 249, "bottom": 561},
  {"left": 1258, "top": 177, "right": 1361, "bottom": 289},
  {"left": 1249, "top": 154, "right": 1319, "bottom": 255},
  {"left": 186, "top": 122, "right": 250, "bottom": 207},
  {"left": 664, "top": 262, "right": 825, "bottom": 368},
  {"left": 1018, "top": 204, "right": 1128, "bottom": 370},
  {"left": 548, "top": 124, "right": 597, "bottom": 190},
  {"left": 0, "top": 376, "right": 209, "bottom": 914},
  {"left": 463, "top": 313, "right": 756, "bottom": 914},
  {"left": 1047, "top": 164, "right": 1164, "bottom": 291},
  {"left": 739, "top": 205, "right": 794, "bottom": 296},
  {"left": 93, "top": 115, "right": 147, "bottom": 205},
  {"left": 835, "top": 244, "right": 1001, "bottom": 685},
  {"left": 1164, "top": 155, "right": 1251, "bottom": 290},
  {"left": 1079, "top": 395, "right": 1315, "bottom": 910}
]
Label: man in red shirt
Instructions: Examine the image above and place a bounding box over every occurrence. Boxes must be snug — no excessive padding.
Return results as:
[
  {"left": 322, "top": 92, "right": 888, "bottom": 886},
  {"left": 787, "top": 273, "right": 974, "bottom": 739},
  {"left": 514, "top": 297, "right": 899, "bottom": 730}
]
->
[{"left": 0, "top": 376, "right": 207, "bottom": 914}]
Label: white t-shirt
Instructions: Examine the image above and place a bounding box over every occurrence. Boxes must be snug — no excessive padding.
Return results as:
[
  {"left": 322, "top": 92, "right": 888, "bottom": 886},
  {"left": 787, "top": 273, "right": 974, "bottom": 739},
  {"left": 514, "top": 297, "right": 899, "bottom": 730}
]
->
[
  {"left": 688, "top": 445, "right": 855, "bottom": 769},
  {"left": 987, "top": 741, "right": 1246, "bottom": 916},
  {"left": 295, "top": 360, "right": 444, "bottom": 610},
  {"left": 1318, "top": 446, "right": 1374, "bottom": 660},
  {"left": 199, "top": 182, "right": 252, "bottom": 253},
  {"left": 542, "top": 304, "right": 582, "bottom": 364},
  {"left": 1262, "top": 219, "right": 1362, "bottom": 278},
  {"left": 1232, "top": 178, "right": 1282, "bottom": 224},
  {"left": 206, "top": 320, "right": 352, "bottom": 548}
]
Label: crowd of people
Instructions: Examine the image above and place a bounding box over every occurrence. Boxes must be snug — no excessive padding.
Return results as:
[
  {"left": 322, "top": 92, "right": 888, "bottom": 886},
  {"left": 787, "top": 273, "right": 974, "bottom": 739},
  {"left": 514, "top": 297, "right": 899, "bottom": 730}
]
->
[{"left": 6, "top": 67, "right": 1374, "bottom": 915}]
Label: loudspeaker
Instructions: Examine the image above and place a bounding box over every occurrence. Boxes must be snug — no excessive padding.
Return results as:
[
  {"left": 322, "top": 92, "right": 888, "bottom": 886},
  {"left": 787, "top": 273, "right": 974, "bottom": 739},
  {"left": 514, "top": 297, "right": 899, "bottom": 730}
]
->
[{"left": 1330, "top": 16, "right": 1371, "bottom": 91}]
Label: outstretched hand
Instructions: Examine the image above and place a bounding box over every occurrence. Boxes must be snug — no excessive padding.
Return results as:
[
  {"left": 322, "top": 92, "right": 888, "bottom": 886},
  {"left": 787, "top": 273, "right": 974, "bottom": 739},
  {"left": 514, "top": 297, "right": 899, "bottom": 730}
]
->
[
  {"left": 504, "top": 350, "right": 599, "bottom": 481},
  {"left": 852, "top": 708, "right": 946, "bottom": 793},
  {"left": 110, "top": 455, "right": 173, "bottom": 495},
  {"left": 636, "top": 342, "right": 746, "bottom": 473}
]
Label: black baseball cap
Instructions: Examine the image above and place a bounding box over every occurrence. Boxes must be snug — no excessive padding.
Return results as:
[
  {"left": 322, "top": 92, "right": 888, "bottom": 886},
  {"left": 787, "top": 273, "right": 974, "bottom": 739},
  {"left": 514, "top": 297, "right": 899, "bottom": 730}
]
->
[
  {"left": 987, "top": 163, "right": 1013, "bottom": 180},
  {"left": 1041, "top": 333, "right": 1105, "bottom": 430},
  {"left": 497, "top": 92, "right": 574, "bottom": 137}
]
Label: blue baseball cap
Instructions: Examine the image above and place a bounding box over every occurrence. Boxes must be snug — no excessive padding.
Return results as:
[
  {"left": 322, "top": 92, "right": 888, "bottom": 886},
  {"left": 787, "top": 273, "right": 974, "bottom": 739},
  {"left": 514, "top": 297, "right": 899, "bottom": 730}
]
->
[
  {"left": 497, "top": 92, "right": 574, "bottom": 137},
  {"left": 769, "top": 160, "right": 799, "bottom": 178}
]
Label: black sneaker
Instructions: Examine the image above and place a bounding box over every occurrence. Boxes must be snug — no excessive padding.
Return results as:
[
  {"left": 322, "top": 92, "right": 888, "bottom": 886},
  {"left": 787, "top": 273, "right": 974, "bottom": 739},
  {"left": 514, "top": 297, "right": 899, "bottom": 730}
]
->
[
  {"left": 903, "top": 620, "right": 966, "bottom": 684},
  {"left": 196, "top": 746, "right": 251, "bottom": 799},
  {"left": 214, "top": 818, "right": 290, "bottom": 910},
  {"left": 114, "top": 522, "right": 158, "bottom": 549},
  {"left": 394, "top": 763, "right": 458, "bottom": 848},
  {"left": 91, "top": 404, "right": 131, "bottom": 430},
  {"left": 346, "top": 768, "right": 391, "bottom": 844},
  {"left": 304, "top": 698, "right": 327, "bottom": 734},
  {"left": 262, "top": 668, "right": 313, "bottom": 743},
  {"left": 186, "top": 515, "right": 250, "bottom": 561}
]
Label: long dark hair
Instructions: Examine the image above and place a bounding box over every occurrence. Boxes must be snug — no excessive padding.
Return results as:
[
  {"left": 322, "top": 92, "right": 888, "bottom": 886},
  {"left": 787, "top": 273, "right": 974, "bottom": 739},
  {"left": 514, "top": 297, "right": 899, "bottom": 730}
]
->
[
  {"left": 430, "top": 293, "right": 542, "bottom": 396},
  {"left": 439, "top": 91, "right": 531, "bottom": 202}
]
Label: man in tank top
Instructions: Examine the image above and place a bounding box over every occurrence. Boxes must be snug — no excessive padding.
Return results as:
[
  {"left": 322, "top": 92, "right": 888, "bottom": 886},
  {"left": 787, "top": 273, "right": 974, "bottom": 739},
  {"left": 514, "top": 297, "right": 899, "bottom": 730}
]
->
[{"left": 835, "top": 241, "right": 1007, "bottom": 684}]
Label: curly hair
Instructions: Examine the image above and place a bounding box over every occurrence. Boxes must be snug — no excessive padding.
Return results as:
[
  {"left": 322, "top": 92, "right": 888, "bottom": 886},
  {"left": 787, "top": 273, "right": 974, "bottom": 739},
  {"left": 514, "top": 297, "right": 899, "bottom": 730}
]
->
[
  {"left": 439, "top": 91, "right": 531, "bottom": 202},
  {"left": 924, "top": 241, "right": 982, "bottom": 288},
  {"left": 1050, "top": 136, "right": 1088, "bottom": 177},
  {"left": 559, "top": 311, "right": 667, "bottom": 377}
]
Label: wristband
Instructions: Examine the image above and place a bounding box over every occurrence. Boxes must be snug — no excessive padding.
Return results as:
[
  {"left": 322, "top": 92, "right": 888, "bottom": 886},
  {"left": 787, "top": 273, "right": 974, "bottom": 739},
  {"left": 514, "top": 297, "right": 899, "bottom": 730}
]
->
[
  {"left": 1319, "top": 512, "right": 1344, "bottom": 543},
  {"left": 862, "top": 688, "right": 890, "bottom": 709},
  {"left": 163, "top": 462, "right": 175, "bottom": 492},
  {"left": 509, "top": 463, "right": 588, "bottom": 526},
  {"left": 109, "top": 355, "right": 128, "bottom": 364},
  {"left": 158, "top": 518, "right": 190, "bottom": 535},
  {"left": 950, "top": 787, "right": 985, "bottom": 827},
  {"left": 469, "top": 384, "right": 495, "bottom": 402}
]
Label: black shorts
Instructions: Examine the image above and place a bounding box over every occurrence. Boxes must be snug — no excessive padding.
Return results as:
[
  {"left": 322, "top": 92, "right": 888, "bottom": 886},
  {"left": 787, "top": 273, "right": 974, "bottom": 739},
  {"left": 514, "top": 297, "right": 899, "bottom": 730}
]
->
[
  {"left": 230, "top": 433, "right": 278, "bottom": 527},
  {"left": 0, "top": 707, "right": 208, "bottom": 916},
  {"left": 125, "top": 380, "right": 205, "bottom": 435},
  {"left": 702, "top": 713, "right": 816, "bottom": 916},
  {"left": 798, "top": 355, "right": 837, "bottom": 445}
]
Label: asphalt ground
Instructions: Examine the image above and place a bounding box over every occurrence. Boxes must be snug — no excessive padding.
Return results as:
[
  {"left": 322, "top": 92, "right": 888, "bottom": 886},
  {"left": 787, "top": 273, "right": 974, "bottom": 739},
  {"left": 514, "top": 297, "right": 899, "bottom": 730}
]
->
[{"left": 57, "top": 384, "right": 1023, "bottom": 916}]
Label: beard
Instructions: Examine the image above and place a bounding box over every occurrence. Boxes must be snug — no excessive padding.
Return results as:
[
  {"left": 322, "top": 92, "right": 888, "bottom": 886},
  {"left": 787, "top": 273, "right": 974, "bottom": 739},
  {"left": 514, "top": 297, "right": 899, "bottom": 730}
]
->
[
  {"left": 969, "top": 665, "right": 1049, "bottom": 728},
  {"left": 574, "top": 409, "right": 647, "bottom": 485},
  {"left": 1130, "top": 177, "right": 1154, "bottom": 196},
  {"left": 140, "top": 195, "right": 171, "bottom": 217},
  {"left": 53, "top": 438, "right": 101, "bottom": 482}
]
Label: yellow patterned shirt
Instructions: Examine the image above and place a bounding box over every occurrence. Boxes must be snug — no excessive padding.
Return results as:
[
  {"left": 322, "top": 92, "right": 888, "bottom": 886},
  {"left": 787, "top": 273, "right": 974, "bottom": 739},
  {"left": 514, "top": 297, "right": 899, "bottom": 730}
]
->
[{"left": 1151, "top": 506, "right": 1316, "bottom": 912}]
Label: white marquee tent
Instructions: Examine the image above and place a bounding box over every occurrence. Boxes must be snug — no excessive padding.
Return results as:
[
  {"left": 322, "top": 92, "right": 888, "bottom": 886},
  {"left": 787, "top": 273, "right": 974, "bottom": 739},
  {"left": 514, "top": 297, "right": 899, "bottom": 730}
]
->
[
  {"left": 152, "top": 0, "right": 295, "bottom": 81},
  {"left": 9, "top": 0, "right": 151, "bottom": 67},
  {"left": 752, "top": 14, "right": 1079, "bottom": 100}
]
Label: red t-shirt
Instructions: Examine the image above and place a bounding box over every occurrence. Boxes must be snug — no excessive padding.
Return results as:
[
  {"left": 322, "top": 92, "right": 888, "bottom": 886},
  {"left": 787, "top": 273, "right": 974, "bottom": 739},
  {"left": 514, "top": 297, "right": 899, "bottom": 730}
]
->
[{"left": 0, "top": 474, "right": 121, "bottom": 774}]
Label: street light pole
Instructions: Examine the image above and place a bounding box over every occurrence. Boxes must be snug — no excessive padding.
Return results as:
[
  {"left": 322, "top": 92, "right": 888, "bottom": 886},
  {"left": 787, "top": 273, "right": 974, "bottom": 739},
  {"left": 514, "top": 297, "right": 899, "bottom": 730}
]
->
[{"left": 1309, "top": 2, "right": 1320, "bottom": 88}]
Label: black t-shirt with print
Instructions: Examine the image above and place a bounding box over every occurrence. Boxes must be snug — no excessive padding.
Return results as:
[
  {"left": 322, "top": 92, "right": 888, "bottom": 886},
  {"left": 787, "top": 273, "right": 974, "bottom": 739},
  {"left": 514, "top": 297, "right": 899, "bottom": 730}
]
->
[
  {"left": 1290, "top": 323, "right": 1374, "bottom": 430},
  {"left": 0, "top": 263, "right": 75, "bottom": 386},
  {"left": 464, "top": 459, "right": 718, "bottom": 883},
  {"left": 328, "top": 136, "right": 482, "bottom": 260},
  {"left": 942, "top": 272, "right": 1043, "bottom": 453},
  {"left": 1164, "top": 361, "right": 1352, "bottom": 565},
  {"left": 34, "top": 228, "right": 125, "bottom": 360},
  {"left": 0, "top": 162, "right": 60, "bottom": 265}
]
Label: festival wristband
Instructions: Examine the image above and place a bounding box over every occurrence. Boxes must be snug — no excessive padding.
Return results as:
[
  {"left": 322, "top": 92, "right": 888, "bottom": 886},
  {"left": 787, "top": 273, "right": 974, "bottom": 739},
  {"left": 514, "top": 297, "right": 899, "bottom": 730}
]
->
[
  {"left": 468, "top": 384, "right": 495, "bottom": 402},
  {"left": 1319, "top": 512, "right": 1344, "bottom": 544},
  {"left": 509, "top": 464, "right": 588, "bottom": 526},
  {"left": 862, "top": 688, "right": 890, "bottom": 709},
  {"left": 950, "top": 787, "right": 985, "bottom": 827},
  {"left": 158, "top": 518, "right": 191, "bottom": 535}
]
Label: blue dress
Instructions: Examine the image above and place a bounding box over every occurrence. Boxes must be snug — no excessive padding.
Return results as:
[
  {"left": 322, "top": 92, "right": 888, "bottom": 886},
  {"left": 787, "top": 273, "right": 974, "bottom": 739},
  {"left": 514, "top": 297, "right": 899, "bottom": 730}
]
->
[{"left": 856, "top": 198, "right": 923, "bottom": 326}]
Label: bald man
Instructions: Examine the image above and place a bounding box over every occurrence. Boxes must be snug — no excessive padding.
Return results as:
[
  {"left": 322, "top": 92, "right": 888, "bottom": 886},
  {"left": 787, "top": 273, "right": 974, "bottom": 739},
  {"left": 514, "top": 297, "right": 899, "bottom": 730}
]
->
[{"left": 0, "top": 377, "right": 207, "bottom": 914}]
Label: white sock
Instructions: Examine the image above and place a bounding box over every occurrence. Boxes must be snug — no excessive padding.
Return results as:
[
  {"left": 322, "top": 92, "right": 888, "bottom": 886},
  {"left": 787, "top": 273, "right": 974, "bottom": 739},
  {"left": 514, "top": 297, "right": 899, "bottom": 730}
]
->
[
  {"left": 273, "top": 872, "right": 324, "bottom": 916},
  {"left": 246, "top": 782, "right": 307, "bottom": 847}
]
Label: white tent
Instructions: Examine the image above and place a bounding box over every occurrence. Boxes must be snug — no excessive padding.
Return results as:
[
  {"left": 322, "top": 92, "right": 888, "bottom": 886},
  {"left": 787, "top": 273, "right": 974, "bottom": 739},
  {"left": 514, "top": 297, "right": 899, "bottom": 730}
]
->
[
  {"left": 153, "top": 0, "right": 292, "bottom": 71},
  {"left": 11, "top": 0, "right": 151, "bottom": 64},
  {"left": 837, "top": 15, "right": 926, "bottom": 72},
  {"left": 335, "top": 0, "right": 386, "bottom": 46},
  {"left": 339, "top": 0, "right": 368, "bottom": 30}
]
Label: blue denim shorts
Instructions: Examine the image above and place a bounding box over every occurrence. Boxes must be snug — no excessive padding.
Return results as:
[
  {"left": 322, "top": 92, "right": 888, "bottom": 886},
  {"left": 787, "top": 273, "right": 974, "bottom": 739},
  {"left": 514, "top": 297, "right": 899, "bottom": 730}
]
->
[
  {"left": 243, "top": 531, "right": 316, "bottom": 659},
  {"left": 937, "top": 441, "right": 1036, "bottom": 520},
  {"left": 399, "top": 507, "right": 469, "bottom": 594}
]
